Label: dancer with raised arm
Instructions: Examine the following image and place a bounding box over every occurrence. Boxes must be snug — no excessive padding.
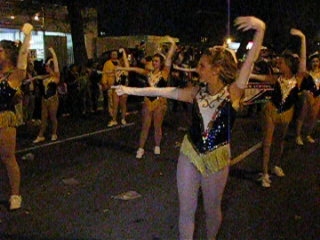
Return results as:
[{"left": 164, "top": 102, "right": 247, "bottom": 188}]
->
[
  {"left": 116, "top": 36, "right": 177, "bottom": 158},
  {"left": 0, "top": 23, "right": 33, "bottom": 210},
  {"left": 114, "top": 16, "right": 265, "bottom": 239},
  {"left": 295, "top": 51, "right": 320, "bottom": 145},
  {"left": 33, "top": 47, "right": 60, "bottom": 143},
  {"left": 251, "top": 29, "right": 306, "bottom": 187}
]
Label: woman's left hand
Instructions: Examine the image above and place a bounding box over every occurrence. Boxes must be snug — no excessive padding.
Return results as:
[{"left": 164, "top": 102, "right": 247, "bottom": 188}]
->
[{"left": 234, "top": 16, "right": 265, "bottom": 32}]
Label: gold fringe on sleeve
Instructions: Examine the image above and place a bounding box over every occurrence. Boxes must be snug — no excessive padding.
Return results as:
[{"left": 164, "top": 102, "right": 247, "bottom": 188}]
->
[{"left": 180, "top": 135, "right": 231, "bottom": 176}]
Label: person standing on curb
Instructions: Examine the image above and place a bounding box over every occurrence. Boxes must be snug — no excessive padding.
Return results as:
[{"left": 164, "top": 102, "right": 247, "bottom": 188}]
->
[{"left": 101, "top": 50, "right": 120, "bottom": 124}]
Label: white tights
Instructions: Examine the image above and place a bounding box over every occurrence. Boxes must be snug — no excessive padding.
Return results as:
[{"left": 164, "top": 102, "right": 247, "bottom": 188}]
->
[{"left": 177, "top": 153, "right": 229, "bottom": 240}]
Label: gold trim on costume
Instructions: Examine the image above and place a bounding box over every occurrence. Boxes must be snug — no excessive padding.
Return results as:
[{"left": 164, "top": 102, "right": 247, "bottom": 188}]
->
[
  {"left": 144, "top": 97, "right": 167, "bottom": 111},
  {"left": 180, "top": 135, "right": 230, "bottom": 176}
]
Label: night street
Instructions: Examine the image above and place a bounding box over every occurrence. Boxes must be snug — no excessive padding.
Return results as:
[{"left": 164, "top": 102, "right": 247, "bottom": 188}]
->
[
  {"left": 0, "top": 1, "right": 320, "bottom": 240},
  {"left": 0, "top": 102, "right": 319, "bottom": 240}
]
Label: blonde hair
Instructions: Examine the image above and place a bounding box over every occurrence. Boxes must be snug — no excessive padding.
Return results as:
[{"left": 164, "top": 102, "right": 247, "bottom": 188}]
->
[{"left": 204, "top": 46, "right": 238, "bottom": 85}]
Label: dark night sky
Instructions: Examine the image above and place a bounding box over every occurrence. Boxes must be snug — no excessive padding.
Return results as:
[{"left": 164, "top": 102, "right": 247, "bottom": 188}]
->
[{"left": 97, "top": 0, "right": 320, "bottom": 53}]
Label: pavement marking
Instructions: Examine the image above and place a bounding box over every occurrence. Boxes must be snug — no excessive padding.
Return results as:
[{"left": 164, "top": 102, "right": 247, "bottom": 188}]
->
[
  {"left": 16, "top": 122, "right": 136, "bottom": 154},
  {"left": 230, "top": 142, "right": 262, "bottom": 166},
  {"left": 18, "top": 117, "right": 262, "bottom": 165}
]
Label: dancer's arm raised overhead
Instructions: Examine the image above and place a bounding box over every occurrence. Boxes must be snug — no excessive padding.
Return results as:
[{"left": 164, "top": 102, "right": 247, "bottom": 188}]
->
[
  {"left": 10, "top": 23, "right": 33, "bottom": 88},
  {"left": 48, "top": 47, "right": 60, "bottom": 80},
  {"left": 230, "top": 16, "right": 266, "bottom": 101}
]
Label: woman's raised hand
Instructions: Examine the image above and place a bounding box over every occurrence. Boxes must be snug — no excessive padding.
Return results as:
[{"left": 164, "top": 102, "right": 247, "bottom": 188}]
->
[
  {"left": 290, "top": 28, "right": 305, "bottom": 38},
  {"left": 165, "top": 35, "right": 176, "bottom": 45},
  {"left": 21, "top": 23, "right": 33, "bottom": 36},
  {"left": 234, "top": 16, "right": 265, "bottom": 32}
]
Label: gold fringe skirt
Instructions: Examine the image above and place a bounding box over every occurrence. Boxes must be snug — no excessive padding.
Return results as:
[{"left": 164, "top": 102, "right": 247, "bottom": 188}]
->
[{"left": 180, "top": 135, "right": 230, "bottom": 176}]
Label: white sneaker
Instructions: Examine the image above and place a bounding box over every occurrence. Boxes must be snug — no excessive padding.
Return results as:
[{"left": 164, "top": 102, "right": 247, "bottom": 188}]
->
[
  {"left": 258, "top": 174, "right": 271, "bottom": 188},
  {"left": 9, "top": 195, "right": 22, "bottom": 210},
  {"left": 136, "top": 148, "right": 144, "bottom": 159},
  {"left": 33, "top": 136, "right": 45, "bottom": 143},
  {"left": 121, "top": 119, "right": 127, "bottom": 125},
  {"left": 296, "top": 136, "right": 304, "bottom": 146},
  {"left": 154, "top": 146, "right": 160, "bottom": 155},
  {"left": 107, "top": 120, "right": 118, "bottom": 127},
  {"left": 306, "top": 135, "right": 315, "bottom": 143},
  {"left": 51, "top": 134, "right": 58, "bottom": 141},
  {"left": 273, "top": 166, "right": 285, "bottom": 177}
]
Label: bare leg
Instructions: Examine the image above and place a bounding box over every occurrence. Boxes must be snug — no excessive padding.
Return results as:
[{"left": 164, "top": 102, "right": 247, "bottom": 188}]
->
[
  {"left": 112, "top": 91, "right": 120, "bottom": 122},
  {"left": 262, "top": 113, "right": 275, "bottom": 175},
  {"left": 153, "top": 103, "right": 166, "bottom": 146},
  {"left": 119, "top": 94, "right": 128, "bottom": 120},
  {"left": 177, "top": 153, "right": 201, "bottom": 240},
  {"left": 138, "top": 103, "right": 152, "bottom": 149},
  {"left": 296, "top": 94, "right": 308, "bottom": 137},
  {"left": 108, "top": 89, "right": 114, "bottom": 118},
  {"left": 0, "top": 127, "right": 20, "bottom": 196},
  {"left": 306, "top": 97, "right": 320, "bottom": 136},
  {"left": 274, "top": 123, "right": 289, "bottom": 166},
  {"left": 38, "top": 100, "right": 48, "bottom": 137},
  {"left": 48, "top": 97, "right": 59, "bottom": 135}
]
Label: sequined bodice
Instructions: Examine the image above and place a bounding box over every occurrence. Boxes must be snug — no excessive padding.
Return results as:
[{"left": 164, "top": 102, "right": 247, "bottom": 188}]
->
[
  {"left": 0, "top": 76, "right": 17, "bottom": 112},
  {"left": 310, "top": 71, "right": 320, "bottom": 90},
  {"left": 188, "top": 86, "right": 236, "bottom": 154},
  {"left": 146, "top": 71, "right": 167, "bottom": 101},
  {"left": 114, "top": 71, "right": 129, "bottom": 86},
  {"left": 147, "top": 71, "right": 167, "bottom": 88},
  {"left": 271, "top": 76, "right": 299, "bottom": 113},
  {"left": 300, "top": 73, "right": 320, "bottom": 97}
]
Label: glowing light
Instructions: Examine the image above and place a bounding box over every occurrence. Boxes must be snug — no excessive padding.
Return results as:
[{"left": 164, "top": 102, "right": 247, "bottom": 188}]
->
[
  {"left": 10, "top": 16, "right": 15, "bottom": 19},
  {"left": 34, "top": 13, "right": 40, "bottom": 21},
  {"left": 226, "top": 37, "right": 232, "bottom": 44}
]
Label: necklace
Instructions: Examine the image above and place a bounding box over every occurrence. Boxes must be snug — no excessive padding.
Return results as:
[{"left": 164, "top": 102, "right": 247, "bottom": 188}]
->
[{"left": 199, "top": 85, "right": 227, "bottom": 108}]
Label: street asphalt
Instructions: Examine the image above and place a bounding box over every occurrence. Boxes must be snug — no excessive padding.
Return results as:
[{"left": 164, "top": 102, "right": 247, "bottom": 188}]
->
[{"left": 0, "top": 101, "right": 319, "bottom": 240}]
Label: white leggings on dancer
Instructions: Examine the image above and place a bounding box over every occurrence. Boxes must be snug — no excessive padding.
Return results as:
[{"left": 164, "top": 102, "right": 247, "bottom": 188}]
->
[{"left": 177, "top": 153, "right": 229, "bottom": 240}]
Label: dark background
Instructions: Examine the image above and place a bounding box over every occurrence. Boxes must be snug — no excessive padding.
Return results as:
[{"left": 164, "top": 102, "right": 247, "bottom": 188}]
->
[{"left": 97, "top": 0, "right": 320, "bottom": 53}]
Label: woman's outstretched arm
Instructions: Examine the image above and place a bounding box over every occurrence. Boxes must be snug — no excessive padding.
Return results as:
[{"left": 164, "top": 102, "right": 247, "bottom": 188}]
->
[
  {"left": 116, "top": 66, "right": 148, "bottom": 76},
  {"left": 112, "top": 85, "right": 196, "bottom": 103}
]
